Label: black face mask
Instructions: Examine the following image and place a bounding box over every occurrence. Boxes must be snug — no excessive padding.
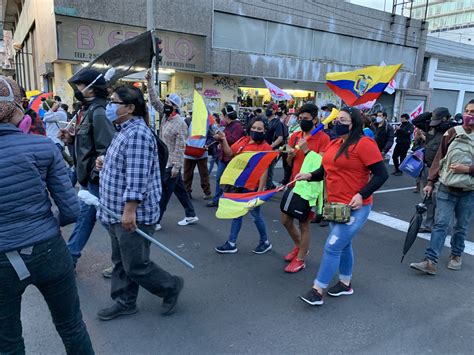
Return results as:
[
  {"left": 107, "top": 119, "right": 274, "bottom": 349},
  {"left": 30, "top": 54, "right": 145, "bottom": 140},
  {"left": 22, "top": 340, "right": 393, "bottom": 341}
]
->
[
  {"left": 250, "top": 130, "right": 265, "bottom": 143},
  {"left": 163, "top": 104, "right": 174, "bottom": 115},
  {"left": 300, "top": 119, "right": 314, "bottom": 132},
  {"left": 437, "top": 121, "right": 451, "bottom": 132},
  {"left": 335, "top": 122, "right": 350, "bottom": 136},
  {"left": 74, "top": 90, "right": 84, "bottom": 102},
  {"left": 276, "top": 111, "right": 283, "bottom": 117}
]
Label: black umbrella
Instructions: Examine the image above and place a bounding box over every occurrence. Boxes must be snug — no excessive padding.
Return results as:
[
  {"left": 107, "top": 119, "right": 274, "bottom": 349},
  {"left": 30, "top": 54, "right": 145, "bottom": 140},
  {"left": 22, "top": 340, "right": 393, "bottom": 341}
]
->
[{"left": 401, "top": 196, "right": 429, "bottom": 262}]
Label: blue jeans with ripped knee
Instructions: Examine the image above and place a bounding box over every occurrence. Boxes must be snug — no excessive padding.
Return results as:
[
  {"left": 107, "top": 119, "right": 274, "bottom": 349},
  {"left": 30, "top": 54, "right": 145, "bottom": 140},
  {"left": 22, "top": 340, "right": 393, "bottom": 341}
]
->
[{"left": 314, "top": 204, "right": 371, "bottom": 289}]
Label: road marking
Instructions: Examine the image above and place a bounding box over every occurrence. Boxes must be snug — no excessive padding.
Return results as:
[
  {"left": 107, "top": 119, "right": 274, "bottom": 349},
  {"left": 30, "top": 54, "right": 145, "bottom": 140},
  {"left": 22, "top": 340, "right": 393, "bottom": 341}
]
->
[
  {"left": 374, "top": 187, "right": 416, "bottom": 194},
  {"left": 368, "top": 211, "right": 474, "bottom": 256}
]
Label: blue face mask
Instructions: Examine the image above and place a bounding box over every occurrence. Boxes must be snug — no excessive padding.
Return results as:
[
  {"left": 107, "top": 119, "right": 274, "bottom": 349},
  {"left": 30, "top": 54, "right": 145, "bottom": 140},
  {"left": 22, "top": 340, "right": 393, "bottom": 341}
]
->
[
  {"left": 106, "top": 103, "right": 129, "bottom": 123},
  {"left": 335, "top": 122, "right": 350, "bottom": 136}
]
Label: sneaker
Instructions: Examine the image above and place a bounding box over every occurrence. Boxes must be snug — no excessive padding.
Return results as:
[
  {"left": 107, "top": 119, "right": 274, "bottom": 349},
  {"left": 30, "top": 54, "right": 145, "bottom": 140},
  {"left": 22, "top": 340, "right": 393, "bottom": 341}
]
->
[
  {"left": 327, "top": 281, "right": 354, "bottom": 297},
  {"left": 206, "top": 201, "right": 218, "bottom": 207},
  {"left": 410, "top": 259, "right": 437, "bottom": 275},
  {"left": 300, "top": 288, "right": 324, "bottom": 306},
  {"left": 177, "top": 216, "right": 199, "bottom": 226},
  {"left": 155, "top": 224, "right": 162, "bottom": 231},
  {"left": 447, "top": 254, "right": 462, "bottom": 270},
  {"left": 215, "top": 241, "right": 238, "bottom": 254},
  {"left": 252, "top": 241, "right": 272, "bottom": 254},
  {"left": 102, "top": 266, "right": 114, "bottom": 279},
  {"left": 161, "top": 276, "right": 184, "bottom": 316},
  {"left": 284, "top": 247, "right": 299, "bottom": 262},
  {"left": 203, "top": 194, "right": 212, "bottom": 200},
  {"left": 97, "top": 303, "right": 138, "bottom": 321},
  {"left": 285, "top": 258, "right": 305, "bottom": 273}
]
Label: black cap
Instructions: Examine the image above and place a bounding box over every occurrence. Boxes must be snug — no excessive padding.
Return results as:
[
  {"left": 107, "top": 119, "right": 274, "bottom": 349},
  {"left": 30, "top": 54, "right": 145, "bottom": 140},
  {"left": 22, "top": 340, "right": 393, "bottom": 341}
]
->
[
  {"left": 70, "top": 69, "right": 106, "bottom": 86},
  {"left": 321, "top": 103, "right": 337, "bottom": 111},
  {"left": 430, "top": 107, "right": 451, "bottom": 126}
]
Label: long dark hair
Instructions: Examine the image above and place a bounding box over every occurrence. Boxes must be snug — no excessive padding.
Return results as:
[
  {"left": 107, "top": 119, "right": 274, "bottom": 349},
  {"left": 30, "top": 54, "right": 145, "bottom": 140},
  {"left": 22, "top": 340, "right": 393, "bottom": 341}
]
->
[
  {"left": 334, "top": 106, "right": 364, "bottom": 161},
  {"left": 114, "top": 86, "right": 149, "bottom": 125}
]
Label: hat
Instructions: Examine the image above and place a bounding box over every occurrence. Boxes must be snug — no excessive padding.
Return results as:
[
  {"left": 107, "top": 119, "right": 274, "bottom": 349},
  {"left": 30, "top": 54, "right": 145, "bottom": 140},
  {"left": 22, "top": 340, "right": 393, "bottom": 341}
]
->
[
  {"left": 321, "top": 103, "right": 337, "bottom": 111},
  {"left": 0, "top": 76, "right": 22, "bottom": 122},
  {"left": 70, "top": 69, "right": 106, "bottom": 86},
  {"left": 167, "top": 93, "right": 182, "bottom": 108},
  {"left": 267, "top": 103, "right": 278, "bottom": 111},
  {"left": 430, "top": 107, "right": 451, "bottom": 126}
]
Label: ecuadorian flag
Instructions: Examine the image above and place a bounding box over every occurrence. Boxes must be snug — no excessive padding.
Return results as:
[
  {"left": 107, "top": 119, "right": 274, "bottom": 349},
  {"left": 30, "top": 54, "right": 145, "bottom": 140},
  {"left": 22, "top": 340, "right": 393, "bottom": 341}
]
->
[
  {"left": 216, "top": 189, "right": 278, "bottom": 219},
  {"left": 220, "top": 151, "right": 279, "bottom": 190},
  {"left": 326, "top": 64, "right": 402, "bottom": 106}
]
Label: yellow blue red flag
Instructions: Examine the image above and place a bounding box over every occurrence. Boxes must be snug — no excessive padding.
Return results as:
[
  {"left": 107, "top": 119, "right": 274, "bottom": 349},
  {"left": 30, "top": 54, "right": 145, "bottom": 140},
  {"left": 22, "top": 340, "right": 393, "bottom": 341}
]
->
[
  {"left": 326, "top": 64, "right": 402, "bottom": 106},
  {"left": 191, "top": 90, "right": 208, "bottom": 137},
  {"left": 220, "top": 151, "right": 279, "bottom": 190},
  {"left": 216, "top": 189, "right": 279, "bottom": 219}
]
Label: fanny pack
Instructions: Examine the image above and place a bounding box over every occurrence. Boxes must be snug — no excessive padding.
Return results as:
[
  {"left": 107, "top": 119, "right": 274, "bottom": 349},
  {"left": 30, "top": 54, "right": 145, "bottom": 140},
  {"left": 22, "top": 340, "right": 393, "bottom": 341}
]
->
[{"left": 323, "top": 203, "right": 351, "bottom": 223}]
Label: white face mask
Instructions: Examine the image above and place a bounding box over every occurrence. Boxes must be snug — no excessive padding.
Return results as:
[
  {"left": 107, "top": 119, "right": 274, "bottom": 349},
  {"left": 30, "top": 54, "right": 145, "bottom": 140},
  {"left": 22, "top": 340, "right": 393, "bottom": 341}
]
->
[{"left": 376, "top": 117, "right": 383, "bottom": 123}]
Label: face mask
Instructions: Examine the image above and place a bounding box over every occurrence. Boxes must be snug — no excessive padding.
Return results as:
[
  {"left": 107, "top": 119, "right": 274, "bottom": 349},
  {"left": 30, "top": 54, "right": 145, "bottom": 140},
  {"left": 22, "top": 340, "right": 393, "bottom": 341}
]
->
[
  {"left": 335, "top": 122, "right": 350, "bottom": 136},
  {"left": 276, "top": 111, "right": 283, "bottom": 117},
  {"left": 437, "top": 121, "right": 451, "bottom": 132},
  {"left": 105, "top": 103, "right": 128, "bottom": 123},
  {"left": 265, "top": 109, "right": 273, "bottom": 117},
  {"left": 300, "top": 119, "right": 314, "bottom": 132},
  {"left": 164, "top": 104, "right": 174, "bottom": 115},
  {"left": 250, "top": 130, "right": 265, "bottom": 142},
  {"left": 375, "top": 117, "right": 383, "bottom": 123},
  {"left": 18, "top": 115, "right": 32, "bottom": 133},
  {"left": 74, "top": 90, "right": 84, "bottom": 102},
  {"left": 288, "top": 116, "right": 297, "bottom": 127},
  {"left": 463, "top": 114, "right": 474, "bottom": 126},
  {"left": 323, "top": 111, "right": 330, "bottom": 118}
]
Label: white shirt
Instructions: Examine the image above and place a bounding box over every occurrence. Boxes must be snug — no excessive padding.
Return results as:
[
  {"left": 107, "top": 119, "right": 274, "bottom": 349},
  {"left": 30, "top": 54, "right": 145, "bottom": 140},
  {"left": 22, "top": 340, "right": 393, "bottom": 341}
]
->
[{"left": 43, "top": 108, "right": 68, "bottom": 146}]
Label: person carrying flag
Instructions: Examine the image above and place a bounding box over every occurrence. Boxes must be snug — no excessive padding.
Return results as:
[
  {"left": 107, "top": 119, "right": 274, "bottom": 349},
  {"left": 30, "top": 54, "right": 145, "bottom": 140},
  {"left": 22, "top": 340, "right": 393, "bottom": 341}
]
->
[
  {"left": 214, "top": 117, "right": 273, "bottom": 255},
  {"left": 282, "top": 104, "right": 330, "bottom": 273}
]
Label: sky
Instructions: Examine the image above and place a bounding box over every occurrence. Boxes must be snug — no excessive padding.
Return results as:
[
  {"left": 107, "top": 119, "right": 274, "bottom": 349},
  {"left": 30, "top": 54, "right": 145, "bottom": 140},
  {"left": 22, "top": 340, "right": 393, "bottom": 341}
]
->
[{"left": 347, "top": 0, "right": 400, "bottom": 14}]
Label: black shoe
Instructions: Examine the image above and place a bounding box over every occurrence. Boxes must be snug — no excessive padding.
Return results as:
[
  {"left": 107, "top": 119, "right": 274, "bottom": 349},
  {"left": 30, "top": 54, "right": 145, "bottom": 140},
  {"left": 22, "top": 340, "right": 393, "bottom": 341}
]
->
[
  {"left": 161, "top": 276, "right": 184, "bottom": 316},
  {"left": 299, "top": 288, "right": 324, "bottom": 306},
  {"left": 97, "top": 303, "right": 138, "bottom": 321},
  {"left": 327, "top": 281, "right": 354, "bottom": 297},
  {"left": 392, "top": 171, "right": 403, "bottom": 176}
]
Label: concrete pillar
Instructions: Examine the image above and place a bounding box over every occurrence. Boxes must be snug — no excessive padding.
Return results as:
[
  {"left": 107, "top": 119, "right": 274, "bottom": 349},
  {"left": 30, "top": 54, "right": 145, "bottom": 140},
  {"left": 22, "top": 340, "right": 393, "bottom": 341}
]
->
[
  {"left": 393, "top": 90, "right": 403, "bottom": 120},
  {"left": 455, "top": 90, "right": 465, "bottom": 114}
]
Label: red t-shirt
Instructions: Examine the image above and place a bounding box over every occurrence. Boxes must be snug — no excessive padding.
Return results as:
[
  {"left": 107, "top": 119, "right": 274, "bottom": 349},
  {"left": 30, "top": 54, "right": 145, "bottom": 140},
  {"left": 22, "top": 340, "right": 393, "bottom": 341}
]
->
[
  {"left": 288, "top": 130, "right": 330, "bottom": 180},
  {"left": 322, "top": 136, "right": 383, "bottom": 205},
  {"left": 231, "top": 136, "right": 273, "bottom": 155}
]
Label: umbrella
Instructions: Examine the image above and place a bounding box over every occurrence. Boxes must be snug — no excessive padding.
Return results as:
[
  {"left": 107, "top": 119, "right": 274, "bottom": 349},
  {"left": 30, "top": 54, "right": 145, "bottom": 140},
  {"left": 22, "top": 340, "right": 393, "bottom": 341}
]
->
[
  {"left": 29, "top": 92, "right": 53, "bottom": 113},
  {"left": 400, "top": 196, "right": 429, "bottom": 262}
]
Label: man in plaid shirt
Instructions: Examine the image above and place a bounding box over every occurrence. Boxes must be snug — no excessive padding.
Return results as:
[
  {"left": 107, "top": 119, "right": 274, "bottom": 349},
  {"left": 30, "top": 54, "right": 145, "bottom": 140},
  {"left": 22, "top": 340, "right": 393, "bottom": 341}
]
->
[{"left": 96, "top": 86, "right": 184, "bottom": 321}]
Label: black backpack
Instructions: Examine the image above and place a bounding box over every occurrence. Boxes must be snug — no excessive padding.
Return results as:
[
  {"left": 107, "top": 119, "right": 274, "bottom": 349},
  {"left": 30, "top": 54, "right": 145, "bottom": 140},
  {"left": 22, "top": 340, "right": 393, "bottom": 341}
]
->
[{"left": 151, "top": 130, "right": 169, "bottom": 185}]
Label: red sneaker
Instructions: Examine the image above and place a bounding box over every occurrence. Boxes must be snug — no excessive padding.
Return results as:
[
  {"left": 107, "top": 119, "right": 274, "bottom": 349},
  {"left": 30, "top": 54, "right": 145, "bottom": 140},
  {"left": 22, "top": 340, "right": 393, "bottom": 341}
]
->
[
  {"left": 284, "top": 247, "right": 299, "bottom": 262},
  {"left": 285, "top": 258, "right": 305, "bottom": 273}
]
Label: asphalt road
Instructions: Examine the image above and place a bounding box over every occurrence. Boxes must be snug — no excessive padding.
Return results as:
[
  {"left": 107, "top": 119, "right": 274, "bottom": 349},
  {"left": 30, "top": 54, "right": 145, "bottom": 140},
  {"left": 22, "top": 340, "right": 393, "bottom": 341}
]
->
[{"left": 20, "top": 167, "right": 474, "bottom": 354}]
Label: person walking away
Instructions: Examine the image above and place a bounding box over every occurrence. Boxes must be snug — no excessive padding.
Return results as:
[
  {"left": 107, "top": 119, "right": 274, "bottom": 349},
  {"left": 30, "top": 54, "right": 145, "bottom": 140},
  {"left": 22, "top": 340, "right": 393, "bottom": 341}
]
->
[
  {"left": 146, "top": 71, "right": 198, "bottom": 230},
  {"left": 410, "top": 101, "right": 474, "bottom": 275},
  {"left": 374, "top": 111, "right": 394, "bottom": 158},
  {"left": 182, "top": 115, "right": 212, "bottom": 200},
  {"left": 206, "top": 105, "right": 244, "bottom": 207},
  {"left": 282, "top": 104, "right": 330, "bottom": 273},
  {"left": 0, "top": 76, "right": 94, "bottom": 354},
  {"left": 58, "top": 69, "right": 116, "bottom": 268},
  {"left": 43, "top": 99, "right": 67, "bottom": 151},
  {"left": 412, "top": 107, "right": 452, "bottom": 233},
  {"left": 96, "top": 86, "right": 184, "bottom": 320},
  {"left": 296, "top": 107, "right": 388, "bottom": 306},
  {"left": 214, "top": 117, "right": 273, "bottom": 254},
  {"left": 392, "top": 113, "right": 414, "bottom": 175},
  {"left": 264, "top": 103, "right": 285, "bottom": 189}
]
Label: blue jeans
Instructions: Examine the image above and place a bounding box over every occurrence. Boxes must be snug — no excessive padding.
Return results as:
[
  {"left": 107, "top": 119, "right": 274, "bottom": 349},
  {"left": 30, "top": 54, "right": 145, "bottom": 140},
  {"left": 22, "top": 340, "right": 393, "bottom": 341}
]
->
[
  {"left": 228, "top": 206, "right": 268, "bottom": 244},
  {"left": 314, "top": 205, "right": 371, "bottom": 289},
  {"left": 67, "top": 182, "right": 100, "bottom": 264},
  {"left": 0, "top": 236, "right": 94, "bottom": 354},
  {"left": 208, "top": 155, "right": 218, "bottom": 174},
  {"left": 211, "top": 160, "right": 228, "bottom": 204},
  {"left": 425, "top": 186, "right": 474, "bottom": 263}
]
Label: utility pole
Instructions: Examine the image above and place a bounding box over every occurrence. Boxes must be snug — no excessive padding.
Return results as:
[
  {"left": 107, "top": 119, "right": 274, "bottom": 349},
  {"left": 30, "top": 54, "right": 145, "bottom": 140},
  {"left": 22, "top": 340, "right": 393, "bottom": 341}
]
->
[{"left": 146, "top": 0, "right": 159, "bottom": 132}]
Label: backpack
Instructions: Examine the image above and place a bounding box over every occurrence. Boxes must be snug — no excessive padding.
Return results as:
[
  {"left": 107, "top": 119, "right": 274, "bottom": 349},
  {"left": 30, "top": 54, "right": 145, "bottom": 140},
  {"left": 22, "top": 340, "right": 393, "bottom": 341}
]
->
[
  {"left": 151, "top": 131, "right": 169, "bottom": 185},
  {"left": 438, "top": 126, "right": 474, "bottom": 191}
]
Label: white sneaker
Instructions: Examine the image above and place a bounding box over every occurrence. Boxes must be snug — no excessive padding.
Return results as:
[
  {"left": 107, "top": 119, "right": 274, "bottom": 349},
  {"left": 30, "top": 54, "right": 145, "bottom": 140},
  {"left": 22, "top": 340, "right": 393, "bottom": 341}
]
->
[
  {"left": 177, "top": 216, "right": 199, "bottom": 226},
  {"left": 155, "top": 224, "right": 162, "bottom": 231}
]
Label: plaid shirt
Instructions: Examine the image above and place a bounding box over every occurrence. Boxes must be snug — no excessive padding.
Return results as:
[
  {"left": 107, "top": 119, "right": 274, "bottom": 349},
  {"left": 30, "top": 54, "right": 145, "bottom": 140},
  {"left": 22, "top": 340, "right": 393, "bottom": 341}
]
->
[{"left": 98, "top": 118, "right": 161, "bottom": 225}]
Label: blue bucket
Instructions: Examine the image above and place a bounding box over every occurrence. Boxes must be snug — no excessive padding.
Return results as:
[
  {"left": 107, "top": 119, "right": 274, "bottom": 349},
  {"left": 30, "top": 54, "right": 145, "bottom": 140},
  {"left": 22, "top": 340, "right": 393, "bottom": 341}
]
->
[{"left": 400, "top": 149, "right": 424, "bottom": 178}]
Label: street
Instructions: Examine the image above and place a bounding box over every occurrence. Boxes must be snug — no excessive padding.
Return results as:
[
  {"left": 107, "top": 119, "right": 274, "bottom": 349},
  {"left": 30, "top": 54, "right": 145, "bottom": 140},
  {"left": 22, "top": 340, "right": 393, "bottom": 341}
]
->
[{"left": 20, "top": 167, "right": 474, "bottom": 354}]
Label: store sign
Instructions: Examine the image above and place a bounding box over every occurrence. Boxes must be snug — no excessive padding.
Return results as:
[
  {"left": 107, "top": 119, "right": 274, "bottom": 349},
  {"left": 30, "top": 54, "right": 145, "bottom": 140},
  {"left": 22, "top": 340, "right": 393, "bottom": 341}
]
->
[{"left": 56, "top": 15, "right": 205, "bottom": 72}]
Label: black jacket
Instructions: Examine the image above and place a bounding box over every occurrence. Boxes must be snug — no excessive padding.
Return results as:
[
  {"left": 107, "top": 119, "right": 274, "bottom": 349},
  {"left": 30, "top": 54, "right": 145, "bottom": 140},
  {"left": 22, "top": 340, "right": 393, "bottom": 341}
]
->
[
  {"left": 395, "top": 121, "right": 414, "bottom": 145},
  {"left": 375, "top": 122, "right": 394, "bottom": 154},
  {"left": 74, "top": 98, "right": 115, "bottom": 186}
]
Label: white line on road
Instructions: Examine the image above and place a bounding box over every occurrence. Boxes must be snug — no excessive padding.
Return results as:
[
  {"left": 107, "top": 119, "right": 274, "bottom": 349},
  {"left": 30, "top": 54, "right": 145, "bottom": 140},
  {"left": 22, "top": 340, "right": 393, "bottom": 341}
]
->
[
  {"left": 374, "top": 187, "right": 416, "bottom": 194},
  {"left": 368, "top": 211, "right": 474, "bottom": 256}
]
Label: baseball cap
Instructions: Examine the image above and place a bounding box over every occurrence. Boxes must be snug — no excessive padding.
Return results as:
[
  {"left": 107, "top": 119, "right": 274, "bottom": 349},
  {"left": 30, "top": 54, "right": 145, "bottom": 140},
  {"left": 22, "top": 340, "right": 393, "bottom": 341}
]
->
[
  {"left": 70, "top": 69, "right": 106, "bottom": 87},
  {"left": 430, "top": 107, "right": 451, "bottom": 126},
  {"left": 167, "top": 93, "right": 182, "bottom": 108}
]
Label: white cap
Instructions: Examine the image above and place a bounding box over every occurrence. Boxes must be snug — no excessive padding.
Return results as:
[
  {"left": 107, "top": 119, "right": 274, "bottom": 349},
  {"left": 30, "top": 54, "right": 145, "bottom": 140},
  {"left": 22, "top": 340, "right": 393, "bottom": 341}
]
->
[{"left": 168, "top": 93, "right": 182, "bottom": 108}]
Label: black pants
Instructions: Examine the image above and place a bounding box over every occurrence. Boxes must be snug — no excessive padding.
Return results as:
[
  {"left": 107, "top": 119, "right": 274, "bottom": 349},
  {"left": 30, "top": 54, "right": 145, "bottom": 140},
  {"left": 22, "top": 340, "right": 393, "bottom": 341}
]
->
[
  {"left": 109, "top": 224, "right": 180, "bottom": 307},
  {"left": 158, "top": 168, "right": 196, "bottom": 224},
  {"left": 0, "top": 236, "right": 94, "bottom": 355},
  {"left": 281, "top": 153, "right": 292, "bottom": 185},
  {"left": 392, "top": 143, "right": 410, "bottom": 172}
]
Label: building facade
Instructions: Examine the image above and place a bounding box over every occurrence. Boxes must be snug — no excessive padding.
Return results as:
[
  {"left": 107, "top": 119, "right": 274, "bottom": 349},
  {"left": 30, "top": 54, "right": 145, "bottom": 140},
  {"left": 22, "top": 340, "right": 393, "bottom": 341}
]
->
[{"left": 3, "top": 0, "right": 428, "bottom": 116}]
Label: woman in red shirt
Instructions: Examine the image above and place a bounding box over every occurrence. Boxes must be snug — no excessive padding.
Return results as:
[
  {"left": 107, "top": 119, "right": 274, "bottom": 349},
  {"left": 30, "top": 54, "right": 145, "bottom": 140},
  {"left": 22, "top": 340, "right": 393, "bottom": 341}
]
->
[
  {"left": 282, "top": 104, "right": 330, "bottom": 273},
  {"left": 296, "top": 107, "right": 388, "bottom": 306},
  {"left": 214, "top": 117, "right": 273, "bottom": 255}
]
